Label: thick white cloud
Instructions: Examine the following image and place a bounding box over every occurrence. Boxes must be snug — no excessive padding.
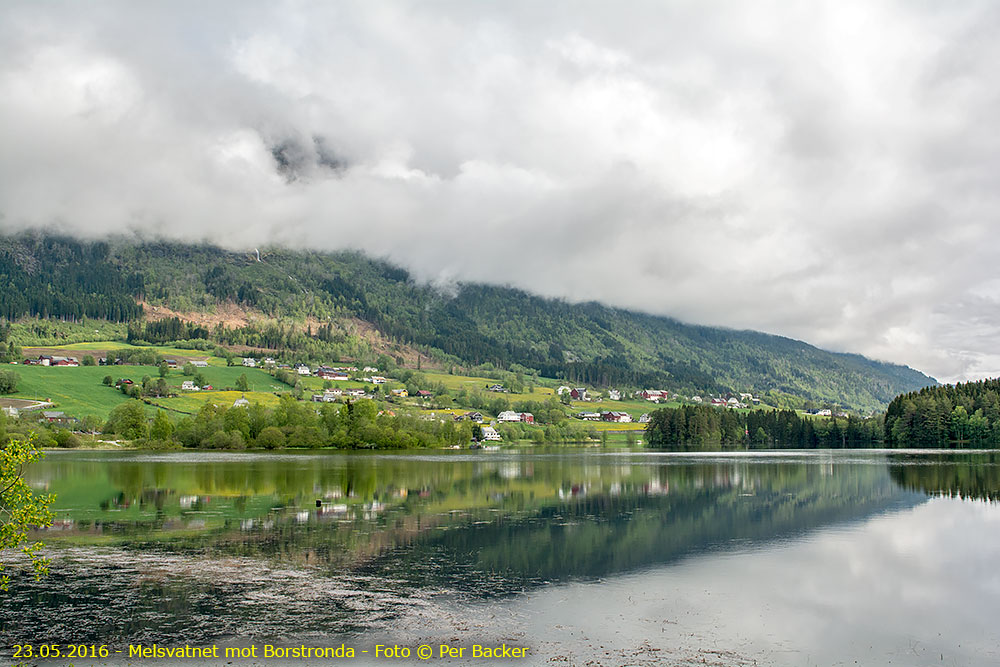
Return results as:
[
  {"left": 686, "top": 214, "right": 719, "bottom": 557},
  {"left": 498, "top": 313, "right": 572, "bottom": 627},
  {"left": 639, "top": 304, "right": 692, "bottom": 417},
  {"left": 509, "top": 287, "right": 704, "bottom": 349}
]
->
[{"left": 2, "top": 0, "right": 998, "bottom": 382}]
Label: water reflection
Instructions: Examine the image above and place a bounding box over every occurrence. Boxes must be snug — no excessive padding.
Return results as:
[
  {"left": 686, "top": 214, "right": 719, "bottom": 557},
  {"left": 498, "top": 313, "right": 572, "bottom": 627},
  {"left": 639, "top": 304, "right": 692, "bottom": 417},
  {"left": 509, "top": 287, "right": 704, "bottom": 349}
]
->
[
  {"left": 3, "top": 449, "right": 999, "bottom": 658},
  {"left": 888, "top": 451, "right": 1000, "bottom": 501},
  {"left": 21, "top": 452, "right": 925, "bottom": 579}
]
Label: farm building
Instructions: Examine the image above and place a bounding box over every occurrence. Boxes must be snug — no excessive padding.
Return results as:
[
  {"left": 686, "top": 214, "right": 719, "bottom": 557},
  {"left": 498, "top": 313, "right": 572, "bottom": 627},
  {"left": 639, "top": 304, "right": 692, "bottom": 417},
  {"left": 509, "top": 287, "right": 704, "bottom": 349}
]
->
[
  {"left": 497, "top": 411, "right": 534, "bottom": 423},
  {"left": 35, "top": 355, "right": 79, "bottom": 367}
]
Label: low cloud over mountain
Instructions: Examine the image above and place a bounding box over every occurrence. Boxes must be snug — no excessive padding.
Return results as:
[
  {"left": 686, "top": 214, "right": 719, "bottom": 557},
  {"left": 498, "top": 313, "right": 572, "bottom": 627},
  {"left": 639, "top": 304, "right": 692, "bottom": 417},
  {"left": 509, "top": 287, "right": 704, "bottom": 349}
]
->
[{"left": 2, "top": 1, "right": 999, "bottom": 382}]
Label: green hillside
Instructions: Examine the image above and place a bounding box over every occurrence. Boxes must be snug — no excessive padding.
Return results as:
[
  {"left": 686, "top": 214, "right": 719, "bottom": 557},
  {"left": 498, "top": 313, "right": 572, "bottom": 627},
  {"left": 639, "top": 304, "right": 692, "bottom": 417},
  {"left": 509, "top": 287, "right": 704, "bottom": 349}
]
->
[
  {"left": 6, "top": 363, "right": 281, "bottom": 421},
  {"left": 0, "top": 233, "right": 935, "bottom": 411}
]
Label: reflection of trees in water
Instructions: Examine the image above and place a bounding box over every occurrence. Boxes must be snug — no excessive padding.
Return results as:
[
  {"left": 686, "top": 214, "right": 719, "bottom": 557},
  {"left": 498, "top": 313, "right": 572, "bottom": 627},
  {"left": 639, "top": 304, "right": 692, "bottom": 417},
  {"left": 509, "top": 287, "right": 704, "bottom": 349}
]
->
[
  {"left": 888, "top": 454, "right": 1000, "bottom": 501},
  {"left": 382, "top": 464, "right": 917, "bottom": 595},
  {"left": 10, "top": 453, "right": 946, "bottom": 645},
  {"left": 30, "top": 454, "right": 927, "bottom": 595}
]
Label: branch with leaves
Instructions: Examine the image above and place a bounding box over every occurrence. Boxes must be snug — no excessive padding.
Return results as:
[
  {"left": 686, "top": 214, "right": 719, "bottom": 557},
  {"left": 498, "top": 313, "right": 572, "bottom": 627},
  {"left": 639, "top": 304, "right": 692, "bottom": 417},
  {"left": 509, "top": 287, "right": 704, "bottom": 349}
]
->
[{"left": 0, "top": 434, "right": 55, "bottom": 591}]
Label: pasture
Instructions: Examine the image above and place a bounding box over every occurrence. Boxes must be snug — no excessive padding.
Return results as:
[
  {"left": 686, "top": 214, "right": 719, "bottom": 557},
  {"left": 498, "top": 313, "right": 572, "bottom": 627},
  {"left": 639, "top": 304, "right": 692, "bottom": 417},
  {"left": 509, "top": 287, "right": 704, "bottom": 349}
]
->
[{"left": 5, "top": 363, "right": 281, "bottom": 420}]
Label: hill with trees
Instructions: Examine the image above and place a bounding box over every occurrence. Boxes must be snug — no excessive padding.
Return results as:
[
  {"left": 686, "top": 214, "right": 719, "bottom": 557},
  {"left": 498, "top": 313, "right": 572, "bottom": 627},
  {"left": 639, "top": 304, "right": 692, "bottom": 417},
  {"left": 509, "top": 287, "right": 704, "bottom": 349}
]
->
[
  {"left": 885, "top": 378, "right": 1000, "bottom": 447},
  {"left": 0, "top": 233, "right": 935, "bottom": 411}
]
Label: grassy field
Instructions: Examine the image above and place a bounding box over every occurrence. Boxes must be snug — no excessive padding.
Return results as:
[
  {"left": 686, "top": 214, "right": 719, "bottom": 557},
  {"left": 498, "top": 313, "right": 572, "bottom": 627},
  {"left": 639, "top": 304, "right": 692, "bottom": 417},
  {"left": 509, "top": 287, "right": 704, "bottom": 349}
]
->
[
  {"left": 7, "top": 365, "right": 136, "bottom": 419},
  {"left": 294, "top": 375, "right": 370, "bottom": 392},
  {"left": 421, "top": 370, "right": 556, "bottom": 399},
  {"left": 5, "top": 363, "right": 282, "bottom": 420},
  {"left": 152, "top": 390, "right": 281, "bottom": 415},
  {"left": 587, "top": 421, "right": 647, "bottom": 431},
  {"left": 177, "top": 365, "right": 282, "bottom": 393},
  {"left": 5, "top": 340, "right": 771, "bottom": 432},
  {"left": 24, "top": 341, "right": 215, "bottom": 362}
]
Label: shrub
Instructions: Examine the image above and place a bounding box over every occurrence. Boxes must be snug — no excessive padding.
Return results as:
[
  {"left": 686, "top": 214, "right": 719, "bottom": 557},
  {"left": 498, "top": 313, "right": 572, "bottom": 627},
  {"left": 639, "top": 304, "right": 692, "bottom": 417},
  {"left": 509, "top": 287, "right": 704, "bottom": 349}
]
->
[
  {"left": 0, "top": 369, "right": 19, "bottom": 394},
  {"left": 256, "top": 426, "right": 285, "bottom": 450},
  {"left": 54, "top": 430, "right": 82, "bottom": 448}
]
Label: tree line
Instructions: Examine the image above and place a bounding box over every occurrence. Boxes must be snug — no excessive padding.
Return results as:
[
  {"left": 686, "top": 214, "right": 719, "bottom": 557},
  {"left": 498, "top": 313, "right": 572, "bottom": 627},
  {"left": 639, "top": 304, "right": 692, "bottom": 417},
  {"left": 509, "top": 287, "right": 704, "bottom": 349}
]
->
[
  {"left": 105, "top": 397, "right": 475, "bottom": 450},
  {"left": 885, "top": 378, "right": 1000, "bottom": 448},
  {"left": 645, "top": 405, "right": 882, "bottom": 449}
]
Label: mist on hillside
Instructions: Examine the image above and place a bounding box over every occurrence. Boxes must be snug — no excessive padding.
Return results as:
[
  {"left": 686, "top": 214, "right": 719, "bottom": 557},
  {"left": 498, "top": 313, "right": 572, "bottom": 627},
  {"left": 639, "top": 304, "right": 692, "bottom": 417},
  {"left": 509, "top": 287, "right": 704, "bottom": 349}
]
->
[{"left": 2, "top": 2, "right": 1000, "bottom": 383}]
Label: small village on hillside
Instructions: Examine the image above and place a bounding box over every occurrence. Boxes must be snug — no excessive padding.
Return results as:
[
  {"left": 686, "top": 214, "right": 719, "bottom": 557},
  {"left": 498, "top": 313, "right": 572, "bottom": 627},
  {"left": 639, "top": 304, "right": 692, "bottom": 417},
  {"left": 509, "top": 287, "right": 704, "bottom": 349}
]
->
[{"left": 0, "top": 343, "right": 813, "bottom": 448}]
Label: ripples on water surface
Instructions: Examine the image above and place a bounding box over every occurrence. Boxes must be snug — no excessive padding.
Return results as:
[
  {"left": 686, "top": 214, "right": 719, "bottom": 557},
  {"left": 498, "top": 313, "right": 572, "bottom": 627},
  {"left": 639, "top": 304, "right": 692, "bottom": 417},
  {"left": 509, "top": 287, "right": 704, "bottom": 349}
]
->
[{"left": 3, "top": 449, "right": 1000, "bottom": 665}]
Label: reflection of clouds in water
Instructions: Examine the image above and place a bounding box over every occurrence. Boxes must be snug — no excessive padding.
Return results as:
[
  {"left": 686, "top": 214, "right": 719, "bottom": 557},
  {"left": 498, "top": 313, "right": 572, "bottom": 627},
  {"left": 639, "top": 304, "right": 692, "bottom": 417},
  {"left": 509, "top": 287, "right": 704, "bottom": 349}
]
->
[{"left": 416, "top": 497, "right": 1000, "bottom": 666}]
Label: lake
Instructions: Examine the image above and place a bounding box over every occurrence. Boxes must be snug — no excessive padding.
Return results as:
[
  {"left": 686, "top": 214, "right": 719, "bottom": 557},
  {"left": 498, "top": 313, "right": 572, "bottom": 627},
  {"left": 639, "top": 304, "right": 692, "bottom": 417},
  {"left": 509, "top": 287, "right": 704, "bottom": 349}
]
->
[{"left": 3, "top": 449, "right": 1000, "bottom": 666}]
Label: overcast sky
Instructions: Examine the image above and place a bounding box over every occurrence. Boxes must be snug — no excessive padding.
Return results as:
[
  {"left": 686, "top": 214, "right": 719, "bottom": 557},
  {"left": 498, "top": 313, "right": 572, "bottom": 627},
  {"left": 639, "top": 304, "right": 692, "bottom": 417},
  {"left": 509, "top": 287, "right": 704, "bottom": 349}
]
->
[{"left": 2, "top": 1, "right": 999, "bottom": 383}]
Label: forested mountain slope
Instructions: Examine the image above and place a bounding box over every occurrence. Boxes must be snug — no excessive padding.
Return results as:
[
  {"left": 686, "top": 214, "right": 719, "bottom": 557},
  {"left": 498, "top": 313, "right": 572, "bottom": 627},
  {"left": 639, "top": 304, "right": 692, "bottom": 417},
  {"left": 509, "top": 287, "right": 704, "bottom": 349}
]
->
[{"left": 0, "top": 234, "right": 935, "bottom": 410}]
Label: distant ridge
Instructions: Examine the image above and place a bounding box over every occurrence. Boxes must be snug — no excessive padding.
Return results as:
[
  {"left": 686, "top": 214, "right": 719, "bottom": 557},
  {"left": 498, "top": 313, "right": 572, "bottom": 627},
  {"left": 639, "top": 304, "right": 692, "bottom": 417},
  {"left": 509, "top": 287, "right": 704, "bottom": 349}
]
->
[{"left": 0, "top": 233, "right": 935, "bottom": 411}]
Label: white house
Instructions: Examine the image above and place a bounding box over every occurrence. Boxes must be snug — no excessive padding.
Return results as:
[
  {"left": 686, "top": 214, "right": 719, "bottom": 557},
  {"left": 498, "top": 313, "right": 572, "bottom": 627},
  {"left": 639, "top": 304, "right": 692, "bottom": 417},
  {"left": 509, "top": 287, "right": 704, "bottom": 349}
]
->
[
  {"left": 233, "top": 397, "right": 250, "bottom": 408},
  {"left": 479, "top": 426, "right": 502, "bottom": 441},
  {"left": 295, "top": 364, "right": 311, "bottom": 376},
  {"left": 608, "top": 389, "right": 622, "bottom": 401},
  {"left": 181, "top": 380, "right": 199, "bottom": 391},
  {"left": 638, "top": 413, "right": 651, "bottom": 423},
  {"left": 242, "top": 358, "right": 257, "bottom": 367},
  {"left": 497, "top": 410, "right": 522, "bottom": 422},
  {"left": 190, "top": 360, "right": 209, "bottom": 367},
  {"left": 556, "top": 386, "right": 572, "bottom": 395},
  {"left": 312, "top": 390, "right": 341, "bottom": 403}
]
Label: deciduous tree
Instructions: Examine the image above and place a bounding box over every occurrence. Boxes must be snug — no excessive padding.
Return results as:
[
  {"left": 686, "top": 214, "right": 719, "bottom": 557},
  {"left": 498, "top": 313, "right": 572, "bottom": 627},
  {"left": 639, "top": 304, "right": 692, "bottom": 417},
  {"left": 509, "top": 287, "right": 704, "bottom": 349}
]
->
[{"left": 1, "top": 433, "right": 54, "bottom": 591}]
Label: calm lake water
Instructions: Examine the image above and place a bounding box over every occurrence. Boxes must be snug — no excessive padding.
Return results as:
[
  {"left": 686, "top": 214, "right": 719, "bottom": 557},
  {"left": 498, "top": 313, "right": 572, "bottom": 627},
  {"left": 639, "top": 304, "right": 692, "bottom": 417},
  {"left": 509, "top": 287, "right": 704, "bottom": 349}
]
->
[{"left": 3, "top": 449, "right": 1000, "bottom": 666}]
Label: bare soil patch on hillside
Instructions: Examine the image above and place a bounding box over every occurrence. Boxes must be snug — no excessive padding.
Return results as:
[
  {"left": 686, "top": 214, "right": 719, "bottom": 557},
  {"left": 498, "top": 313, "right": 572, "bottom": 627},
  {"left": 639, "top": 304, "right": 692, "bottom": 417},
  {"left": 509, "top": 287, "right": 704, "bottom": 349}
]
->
[{"left": 140, "top": 300, "right": 256, "bottom": 329}]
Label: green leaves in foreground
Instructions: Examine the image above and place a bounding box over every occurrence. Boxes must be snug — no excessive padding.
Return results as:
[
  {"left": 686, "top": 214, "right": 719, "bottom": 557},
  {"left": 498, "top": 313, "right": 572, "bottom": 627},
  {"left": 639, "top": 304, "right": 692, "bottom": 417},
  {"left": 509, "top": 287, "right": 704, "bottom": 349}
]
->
[{"left": 0, "top": 434, "right": 55, "bottom": 591}]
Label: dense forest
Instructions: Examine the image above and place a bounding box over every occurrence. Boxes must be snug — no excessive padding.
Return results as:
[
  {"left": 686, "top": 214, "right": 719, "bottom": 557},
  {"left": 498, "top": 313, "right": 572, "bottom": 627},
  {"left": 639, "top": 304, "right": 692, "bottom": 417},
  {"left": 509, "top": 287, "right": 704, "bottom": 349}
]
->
[
  {"left": 0, "top": 233, "right": 935, "bottom": 411},
  {"left": 645, "top": 405, "right": 883, "bottom": 449},
  {"left": 885, "top": 378, "right": 1000, "bottom": 447},
  {"left": 0, "top": 235, "right": 143, "bottom": 321}
]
